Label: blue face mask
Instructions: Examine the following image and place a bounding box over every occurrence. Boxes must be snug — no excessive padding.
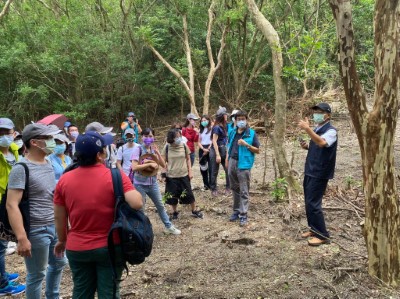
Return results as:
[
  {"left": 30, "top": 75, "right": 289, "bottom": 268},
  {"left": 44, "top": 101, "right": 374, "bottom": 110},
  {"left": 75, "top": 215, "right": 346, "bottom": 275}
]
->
[
  {"left": 53, "top": 144, "right": 66, "bottom": 155},
  {"left": 313, "top": 113, "right": 325, "bottom": 124},
  {"left": 237, "top": 120, "right": 247, "bottom": 129},
  {"left": 0, "top": 135, "right": 14, "bottom": 148},
  {"left": 174, "top": 137, "right": 182, "bottom": 145}
]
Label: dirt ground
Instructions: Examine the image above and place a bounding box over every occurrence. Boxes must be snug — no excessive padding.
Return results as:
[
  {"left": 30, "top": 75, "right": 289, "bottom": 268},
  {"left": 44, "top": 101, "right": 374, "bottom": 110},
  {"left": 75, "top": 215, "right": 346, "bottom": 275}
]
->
[{"left": 7, "top": 109, "right": 400, "bottom": 298}]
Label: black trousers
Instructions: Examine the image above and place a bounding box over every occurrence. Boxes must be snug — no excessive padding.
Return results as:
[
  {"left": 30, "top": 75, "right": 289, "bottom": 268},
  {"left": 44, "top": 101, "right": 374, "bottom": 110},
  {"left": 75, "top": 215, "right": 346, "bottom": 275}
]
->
[
  {"left": 303, "top": 175, "right": 330, "bottom": 239},
  {"left": 209, "top": 145, "right": 229, "bottom": 191},
  {"left": 199, "top": 145, "right": 211, "bottom": 189}
]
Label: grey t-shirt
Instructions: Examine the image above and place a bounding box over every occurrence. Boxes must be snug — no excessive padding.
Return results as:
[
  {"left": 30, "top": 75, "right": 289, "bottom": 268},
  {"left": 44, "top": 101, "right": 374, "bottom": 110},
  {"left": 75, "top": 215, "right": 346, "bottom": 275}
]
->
[{"left": 8, "top": 158, "right": 56, "bottom": 228}]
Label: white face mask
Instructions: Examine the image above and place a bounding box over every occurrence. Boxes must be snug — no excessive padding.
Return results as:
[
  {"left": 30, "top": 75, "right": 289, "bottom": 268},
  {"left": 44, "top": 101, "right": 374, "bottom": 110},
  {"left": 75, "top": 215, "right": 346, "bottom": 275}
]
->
[{"left": 14, "top": 139, "right": 24, "bottom": 149}]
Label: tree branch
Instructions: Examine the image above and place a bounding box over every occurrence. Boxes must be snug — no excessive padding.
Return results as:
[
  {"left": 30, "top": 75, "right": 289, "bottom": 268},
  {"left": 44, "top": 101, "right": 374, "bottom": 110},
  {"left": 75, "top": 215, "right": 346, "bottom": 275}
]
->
[{"left": 0, "top": 0, "right": 13, "bottom": 20}]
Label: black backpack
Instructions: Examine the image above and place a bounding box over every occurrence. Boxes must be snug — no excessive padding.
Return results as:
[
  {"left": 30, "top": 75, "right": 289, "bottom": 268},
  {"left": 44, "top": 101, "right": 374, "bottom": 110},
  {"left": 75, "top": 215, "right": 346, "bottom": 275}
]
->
[
  {"left": 0, "top": 162, "right": 30, "bottom": 242},
  {"left": 108, "top": 168, "right": 153, "bottom": 297}
]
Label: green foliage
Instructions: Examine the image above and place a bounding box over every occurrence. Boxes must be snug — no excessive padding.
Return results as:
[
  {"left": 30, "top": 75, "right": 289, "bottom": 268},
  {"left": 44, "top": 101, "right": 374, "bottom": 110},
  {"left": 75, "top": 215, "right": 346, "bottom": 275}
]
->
[
  {"left": 271, "top": 178, "right": 288, "bottom": 202},
  {"left": 0, "top": 0, "right": 375, "bottom": 129}
]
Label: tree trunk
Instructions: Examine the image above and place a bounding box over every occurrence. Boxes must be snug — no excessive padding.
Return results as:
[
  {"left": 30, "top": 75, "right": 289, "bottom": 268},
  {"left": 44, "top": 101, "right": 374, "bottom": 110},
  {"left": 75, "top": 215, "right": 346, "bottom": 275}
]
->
[
  {"left": 244, "top": 0, "right": 300, "bottom": 194},
  {"left": 330, "top": 0, "right": 400, "bottom": 286},
  {"left": 203, "top": 1, "right": 227, "bottom": 115},
  {"left": 182, "top": 14, "right": 199, "bottom": 116}
]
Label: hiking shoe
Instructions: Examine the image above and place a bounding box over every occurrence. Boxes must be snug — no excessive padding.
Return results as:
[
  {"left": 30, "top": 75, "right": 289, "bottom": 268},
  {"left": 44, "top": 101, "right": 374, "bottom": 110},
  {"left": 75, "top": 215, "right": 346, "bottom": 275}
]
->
[
  {"left": 191, "top": 210, "right": 203, "bottom": 219},
  {"left": 211, "top": 190, "right": 218, "bottom": 197},
  {"left": 0, "top": 282, "right": 25, "bottom": 296},
  {"left": 164, "top": 225, "right": 181, "bottom": 235},
  {"left": 308, "top": 237, "right": 330, "bottom": 246},
  {"left": 301, "top": 231, "right": 314, "bottom": 239},
  {"left": 171, "top": 211, "right": 179, "bottom": 220},
  {"left": 224, "top": 189, "right": 231, "bottom": 196},
  {"left": 229, "top": 212, "right": 240, "bottom": 222},
  {"left": 6, "top": 273, "right": 18, "bottom": 282},
  {"left": 5, "top": 242, "right": 16, "bottom": 256},
  {"left": 239, "top": 214, "right": 248, "bottom": 227}
]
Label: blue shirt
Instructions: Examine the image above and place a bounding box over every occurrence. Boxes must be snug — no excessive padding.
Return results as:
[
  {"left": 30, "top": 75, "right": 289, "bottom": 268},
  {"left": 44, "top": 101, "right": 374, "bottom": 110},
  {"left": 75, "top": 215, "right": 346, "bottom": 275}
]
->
[{"left": 48, "top": 154, "right": 72, "bottom": 183}]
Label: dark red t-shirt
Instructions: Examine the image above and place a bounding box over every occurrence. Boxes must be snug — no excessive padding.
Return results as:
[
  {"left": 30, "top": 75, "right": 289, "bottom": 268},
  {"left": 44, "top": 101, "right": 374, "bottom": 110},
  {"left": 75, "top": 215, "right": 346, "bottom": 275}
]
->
[
  {"left": 54, "top": 164, "right": 134, "bottom": 251},
  {"left": 182, "top": 127, "right": 199, "bottom": 153}
]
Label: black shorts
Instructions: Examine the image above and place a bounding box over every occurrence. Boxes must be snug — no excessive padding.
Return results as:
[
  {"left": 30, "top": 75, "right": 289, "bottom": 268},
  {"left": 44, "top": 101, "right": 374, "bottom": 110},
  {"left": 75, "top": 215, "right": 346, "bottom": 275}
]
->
[{"left": 165, "top": 176, "right": 195, "bottom": 205}]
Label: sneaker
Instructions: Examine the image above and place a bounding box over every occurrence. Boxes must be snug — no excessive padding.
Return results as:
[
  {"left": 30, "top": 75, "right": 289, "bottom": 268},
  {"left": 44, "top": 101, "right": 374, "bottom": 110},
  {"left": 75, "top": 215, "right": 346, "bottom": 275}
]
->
[
  {"left": 229, "top": 212, "right": 240, "bottom": 222},
  {"left": 5, "top": 248, "right": 15, "bottom": 256},
  {"left": 211, "top": 190, "right": 218, "bottom": 197},
  {"left": 0, "top": 282, "right": 25, "bottom": 296},
  {"left": 6, "top": 273, "right": 18, "bottom": 282},
  {"left": 171, "top": 211, "right": 179, "bottom": 220},
  {"left": 239, "top": 214, "right": 248, "bottom": 227},
  {"left": 191, "top": 210, "right": 203, "bottom": 219},
  {"left": 164, "top": 225, "right": 181, "bottom": 235}
]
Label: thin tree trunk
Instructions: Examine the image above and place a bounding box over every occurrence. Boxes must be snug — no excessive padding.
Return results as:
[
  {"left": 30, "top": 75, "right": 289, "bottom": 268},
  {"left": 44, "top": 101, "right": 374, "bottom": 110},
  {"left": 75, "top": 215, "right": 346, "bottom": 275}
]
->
[
  {"left": 182, "top": 14, "right": 199, "bottom": 116},
  {"left": 203, "top": 0, "right": 228, "bottom": 115},
  {"left": 330, "top": 0, "right": 400, "bottom": 286},
  {"left": 244, "top": 0, "right": 300, "bottom": 194}
]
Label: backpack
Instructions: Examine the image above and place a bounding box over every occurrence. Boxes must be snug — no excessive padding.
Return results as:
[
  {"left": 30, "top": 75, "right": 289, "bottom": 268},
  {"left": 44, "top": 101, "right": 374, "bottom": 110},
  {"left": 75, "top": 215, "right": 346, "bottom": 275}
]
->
[
  {"left": 108, "top": 168, "right": 153, "bottom": 297},
  {"left": 0, "top": 163, "right": 30, "bottom": 242}
]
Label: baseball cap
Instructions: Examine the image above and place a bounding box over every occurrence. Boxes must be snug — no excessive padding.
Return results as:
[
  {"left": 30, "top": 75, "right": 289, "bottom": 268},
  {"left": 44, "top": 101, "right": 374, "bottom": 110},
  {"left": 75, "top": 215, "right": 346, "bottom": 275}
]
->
[
  {"left": 22, "top": 123, "right": 61, "bottom": 143},
  {"left": 102, "top": 133, "right": 114, "bottom": 145},
  {"left": 75, "top": 131, "right": 113, "bottom": 157},
  {"left": 127, "top": 112, "right": 135, "bottom": 117},
  {"left": 230, "top": 109, "right": 239, "bottom": 117},
  {"left": 0, "top": 118, "right": 14, "bottom": 130},
  {"left": 216, "top": 106, "right": 228, "bottom": 116},
  {"left": 186, "top": 113, "right": 199, "bottom": 120},
  {"left": 54, "top": 134, "right": 71, "bottom": 144},
  {"left": 312, "top": 102, "right": 332, "bottom": 113},
  {"left": 85, "top": 122, "right": 113, "bottom": 134},
  {"left": 124, "top": 128, "right": 135, "bottom": 136}
]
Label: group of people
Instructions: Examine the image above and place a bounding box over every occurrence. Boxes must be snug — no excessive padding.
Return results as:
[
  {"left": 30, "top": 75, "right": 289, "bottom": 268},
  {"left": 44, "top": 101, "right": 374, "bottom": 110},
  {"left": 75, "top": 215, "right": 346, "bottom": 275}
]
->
[{"left": 0, "top": 101, "right": 337, "bottom": 297}]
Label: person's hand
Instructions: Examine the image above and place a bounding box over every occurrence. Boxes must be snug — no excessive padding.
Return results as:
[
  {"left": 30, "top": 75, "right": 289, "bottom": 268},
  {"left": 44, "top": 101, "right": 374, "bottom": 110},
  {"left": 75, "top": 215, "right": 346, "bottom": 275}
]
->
[
  {"left": 202, "top": 148, "right": 209, "bottom": 155},
  {"left": 300, "top": 139, "right": 309, "bottom": 150},
  {"left": 188, "top": 169, "right": 193, "bottom": 180},
  {"left": 17, "top": 237, "right": 31, "bottom": 258},
  {"left": 54, "top": 241, "right": 66, "bottom": 258},
  {"left": 145, "top": 161, "right": 158, "bottom": 170},
  {"left": 216, "top": 155, "right": 221, "bottom": 164},
  {"left": 152, "top": 144, "right": 160, "bottom": 154},
  {"left": 238, "top": 139, "right": 248, "bottom": 147},
  {"left": 298, "top": 117, "right": 310, "bottom": 131}
]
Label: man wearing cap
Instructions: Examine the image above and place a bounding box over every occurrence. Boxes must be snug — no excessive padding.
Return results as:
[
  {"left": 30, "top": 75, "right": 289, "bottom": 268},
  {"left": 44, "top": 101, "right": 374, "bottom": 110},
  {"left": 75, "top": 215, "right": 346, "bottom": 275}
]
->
[
  {"left": 121, "top": 112, "right": 142, "bottom": 143},
  {"left": 6, "top": 123, "right": 67, "bottom": 298},
  {"left": 0, "top": 118, "right": 25, "bottom": 296},
  {"left": 116, "top": 128, "right": 139, "bottom": 176},
  {"left": 182, "top": 113, "right": 199, "bottom": 166},
  {"left": 298, "top": 102, "right": 337, "bottom": 246},
  {"left": 227, "top": 109, "right": 239, "bottom": 136}
]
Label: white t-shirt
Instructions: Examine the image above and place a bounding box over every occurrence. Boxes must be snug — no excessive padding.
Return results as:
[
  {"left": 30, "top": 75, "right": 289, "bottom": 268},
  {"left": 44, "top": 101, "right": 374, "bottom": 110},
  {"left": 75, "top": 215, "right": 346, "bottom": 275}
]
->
[
  {"left": 116, "top": 143, "right": 139, "bottom": 175},
  {"left": 200, "top": 129, "right": 212, "bottom": 145}
]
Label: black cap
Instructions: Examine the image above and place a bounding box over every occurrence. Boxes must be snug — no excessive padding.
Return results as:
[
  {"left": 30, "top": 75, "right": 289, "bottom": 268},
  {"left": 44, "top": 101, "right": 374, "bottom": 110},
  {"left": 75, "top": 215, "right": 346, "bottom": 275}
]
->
[{"left": 311, "top": 102, "right": 332, "bottom": 113}]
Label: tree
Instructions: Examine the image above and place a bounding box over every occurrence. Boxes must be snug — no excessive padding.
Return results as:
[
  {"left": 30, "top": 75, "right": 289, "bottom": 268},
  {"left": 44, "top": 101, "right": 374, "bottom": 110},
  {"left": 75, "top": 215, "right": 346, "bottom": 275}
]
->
[
  {"left": 0, "top": 0, "right": 13, "bottom": 20},
  {"left": 244, "top": 0, "right": 300, "bottom": 194},
  {"left": 329, "top": 0, "right": 400, "bottom": 286}
]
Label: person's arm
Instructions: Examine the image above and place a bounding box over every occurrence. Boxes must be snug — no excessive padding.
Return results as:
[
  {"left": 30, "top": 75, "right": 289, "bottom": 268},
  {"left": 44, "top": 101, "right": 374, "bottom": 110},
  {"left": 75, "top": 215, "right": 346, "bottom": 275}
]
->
[
  {"left": 121, "top": 121, "right": 129, "bottom": 130},
  {"left": 54, "top": 204, "right": 68, "bottom": 257},
  {"left": 212, "top": 133, "right": 221, "bottom": 163},
  {"left": 131, "top": 160, "right": 158, "bottom": 172},
  {"left": 6, "top": 189, "right": 31, "bottom": 257},
  {"left": 298, "top": 117, "right": 327, "bottom": 147},
  {"left": 136, "top": 121, "right": 142, "bottom": 134},
  {"left": 120, "top": 171, "right": 143, "bottom": 209},
  {"left": 186, "top": 145, "right": 193, "bottom": 180}
]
